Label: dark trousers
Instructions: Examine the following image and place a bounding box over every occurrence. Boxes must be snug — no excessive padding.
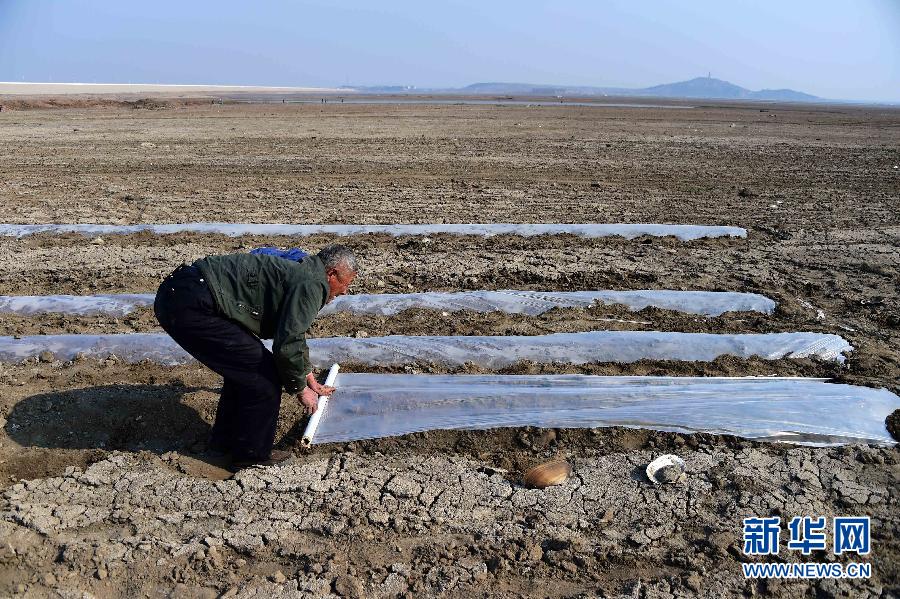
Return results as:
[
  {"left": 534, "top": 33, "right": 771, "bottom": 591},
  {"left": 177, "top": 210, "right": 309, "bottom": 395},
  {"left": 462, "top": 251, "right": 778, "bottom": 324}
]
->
[{"left": 153, "top": 265, "right": 282, "bottom": 461}]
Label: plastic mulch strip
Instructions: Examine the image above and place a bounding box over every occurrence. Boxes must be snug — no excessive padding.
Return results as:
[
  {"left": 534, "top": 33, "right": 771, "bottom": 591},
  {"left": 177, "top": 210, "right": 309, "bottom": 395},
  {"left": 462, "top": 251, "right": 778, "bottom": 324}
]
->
[
  {"left": 0, "top": 290, "right": 775, "bottom": 317},
  {"left": 0, "top": 331, "right": 851, "bottom": 366},
  {"left": 308, "top": 374, "right": 900, "bottom": 446},
  {"left": 322, "top": 290, "right": 775, "bottom": 317}
]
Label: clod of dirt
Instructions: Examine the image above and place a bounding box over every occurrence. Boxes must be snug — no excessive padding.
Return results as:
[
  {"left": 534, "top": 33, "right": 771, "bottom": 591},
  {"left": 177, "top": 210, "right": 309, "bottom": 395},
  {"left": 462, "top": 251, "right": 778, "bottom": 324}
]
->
[
  {"left": 737, "top": 187, "right": 754, "bottom": 198},
  {"left": 886, "top": 409, "right": 900, "bottom": 442},
  {"left": 522, "top": 459, "right": 572, "bottom": 488},
  {"left": 655, "top": 464, "right": 682, "bottom": 483},
  {"left": 333, "top": 574, "right": 364, "bottom": 598}
]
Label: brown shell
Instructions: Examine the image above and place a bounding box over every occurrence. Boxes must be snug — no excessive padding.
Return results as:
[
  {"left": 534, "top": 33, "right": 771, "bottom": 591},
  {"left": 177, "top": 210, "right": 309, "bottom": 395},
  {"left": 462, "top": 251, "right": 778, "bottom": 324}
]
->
[{"left": 523, "top": 459, "right": 573, "bottom": 489}]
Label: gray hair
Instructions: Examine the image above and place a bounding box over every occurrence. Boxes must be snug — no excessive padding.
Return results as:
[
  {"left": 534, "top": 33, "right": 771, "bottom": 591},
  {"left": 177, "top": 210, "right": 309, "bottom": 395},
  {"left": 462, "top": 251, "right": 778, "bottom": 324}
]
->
[{"left": 317, "top": 244, "right": 358, "bottom": 273}]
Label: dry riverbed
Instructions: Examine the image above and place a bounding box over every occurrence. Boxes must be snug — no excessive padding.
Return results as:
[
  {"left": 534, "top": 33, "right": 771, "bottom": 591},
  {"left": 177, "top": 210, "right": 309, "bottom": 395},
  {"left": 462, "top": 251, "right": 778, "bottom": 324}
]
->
[{"left": 0, "top": 97, "right": 897, "bottom": 597}]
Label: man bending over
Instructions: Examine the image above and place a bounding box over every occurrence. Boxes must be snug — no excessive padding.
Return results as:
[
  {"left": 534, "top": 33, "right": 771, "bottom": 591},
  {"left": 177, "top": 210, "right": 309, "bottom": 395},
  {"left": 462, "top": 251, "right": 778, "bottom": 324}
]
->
[{"left": 154, "top": 244, "right": 357, "bottom": 470}]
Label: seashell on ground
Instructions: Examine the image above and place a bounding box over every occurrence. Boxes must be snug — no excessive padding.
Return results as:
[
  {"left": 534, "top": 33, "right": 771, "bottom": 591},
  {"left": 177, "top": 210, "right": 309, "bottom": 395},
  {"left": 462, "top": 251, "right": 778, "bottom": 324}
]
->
[
  {"left": 646, "top": 454, "right": 686, "bottom": 484},
  {"left": 523, "top": 459, "right": 572, "bottom": 489}
]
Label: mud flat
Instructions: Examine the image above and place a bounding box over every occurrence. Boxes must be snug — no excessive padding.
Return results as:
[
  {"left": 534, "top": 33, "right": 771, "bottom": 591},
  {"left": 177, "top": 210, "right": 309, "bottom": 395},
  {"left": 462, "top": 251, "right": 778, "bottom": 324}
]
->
[
  {"left": 0, "top": 82, "right": 347, "bottom": 99},
  {"left": 0, "top": 98, "right": 897, "bottom": 597}
]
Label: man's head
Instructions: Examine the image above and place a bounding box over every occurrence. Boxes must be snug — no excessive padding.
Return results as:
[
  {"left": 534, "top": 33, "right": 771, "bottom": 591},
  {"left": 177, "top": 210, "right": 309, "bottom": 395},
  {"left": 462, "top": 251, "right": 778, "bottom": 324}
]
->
[{"left": 317, "top": 244, "right": 358, "bottom": 303}]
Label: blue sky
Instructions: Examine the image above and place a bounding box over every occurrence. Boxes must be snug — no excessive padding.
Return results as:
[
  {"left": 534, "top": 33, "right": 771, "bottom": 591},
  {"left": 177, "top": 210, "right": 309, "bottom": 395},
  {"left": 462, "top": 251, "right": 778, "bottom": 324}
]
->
[{"left": 1, "top": 0, "right": 898, "bottom": 101}]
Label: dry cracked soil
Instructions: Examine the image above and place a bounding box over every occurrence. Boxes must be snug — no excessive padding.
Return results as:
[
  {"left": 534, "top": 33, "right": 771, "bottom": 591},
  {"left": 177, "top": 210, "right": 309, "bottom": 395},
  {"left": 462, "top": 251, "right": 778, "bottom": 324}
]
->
[{"left": 0, "top": 96, "right": 897, "bottom": 597}]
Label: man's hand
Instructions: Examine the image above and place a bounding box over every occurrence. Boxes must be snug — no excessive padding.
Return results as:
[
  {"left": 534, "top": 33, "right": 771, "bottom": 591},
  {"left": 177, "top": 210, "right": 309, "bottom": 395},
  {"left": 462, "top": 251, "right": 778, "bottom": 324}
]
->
[
  {"left": 299, "top": 386, "right": 319, "bottom": 415},
  {"left": 305, "top": 372, "right": 335, "bottom": 397}
]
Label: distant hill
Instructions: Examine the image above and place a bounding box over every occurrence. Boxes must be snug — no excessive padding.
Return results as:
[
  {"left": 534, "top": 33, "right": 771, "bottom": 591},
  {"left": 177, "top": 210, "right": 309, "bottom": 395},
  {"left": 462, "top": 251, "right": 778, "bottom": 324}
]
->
[
  {"left": 637, "top": 77, "right": 818, "bottom": 101},
  {"left": 640, "top": 77, "right": 748, "bottom": 98},
  {"left": 748, "top": 88, "right": 819, "bottom": 102},
  {"left": 456, "top": 77, "right": 820, "bottom": 102}
]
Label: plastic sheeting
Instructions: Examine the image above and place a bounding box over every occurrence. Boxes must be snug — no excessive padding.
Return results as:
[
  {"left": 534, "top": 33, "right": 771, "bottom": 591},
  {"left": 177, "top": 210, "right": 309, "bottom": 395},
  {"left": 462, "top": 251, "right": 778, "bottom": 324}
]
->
[
  {"left": 0, "top": 334, "right": 189, "bottom": 366},
  {"left": 311, "top": 331, "right": 852, "bottom": 366},
  {"left": 322, "top": 290, "right": 776, "bottom": 317},
  {"left": 0, "top": 222, "right": 747, "bottom": 240},
  {"left": 310, "top": 374, "right": 900, "bottom": 446},
  {"left": 0, "top": 331, "right": 851, "bottom": 366},
  {"left": 0, "top": 290, "right": 776, "bottom": 318},
  {"left": 0, "top": 294, "right": 154, "bottom": 317}
]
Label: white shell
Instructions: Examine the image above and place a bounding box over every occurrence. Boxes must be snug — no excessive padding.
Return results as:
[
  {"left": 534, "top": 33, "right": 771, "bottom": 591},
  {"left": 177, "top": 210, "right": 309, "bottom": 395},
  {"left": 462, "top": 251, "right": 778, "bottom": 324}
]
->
[{"left": 646, "top": 454, "right": 686, "bottom": 484}]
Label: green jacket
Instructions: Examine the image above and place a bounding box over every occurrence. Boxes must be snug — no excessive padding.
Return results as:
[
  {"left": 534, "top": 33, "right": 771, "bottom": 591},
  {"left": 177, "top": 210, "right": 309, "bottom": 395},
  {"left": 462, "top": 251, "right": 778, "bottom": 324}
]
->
[{"left": 194, "top": 253, "right": 328, "bottom": 393}]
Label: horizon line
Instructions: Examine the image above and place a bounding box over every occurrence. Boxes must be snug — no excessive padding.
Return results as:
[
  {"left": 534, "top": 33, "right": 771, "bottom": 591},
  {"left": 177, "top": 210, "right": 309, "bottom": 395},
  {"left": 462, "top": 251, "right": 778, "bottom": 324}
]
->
[{"left": 0, "top": 80, "right": 897, "bottom": 105}]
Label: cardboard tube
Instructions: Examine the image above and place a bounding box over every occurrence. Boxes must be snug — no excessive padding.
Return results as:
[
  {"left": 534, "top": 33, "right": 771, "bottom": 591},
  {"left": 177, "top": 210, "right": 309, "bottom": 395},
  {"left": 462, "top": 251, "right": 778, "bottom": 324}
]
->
[{"left": 301, "top": 363, "right": 340, "bottom": 446}]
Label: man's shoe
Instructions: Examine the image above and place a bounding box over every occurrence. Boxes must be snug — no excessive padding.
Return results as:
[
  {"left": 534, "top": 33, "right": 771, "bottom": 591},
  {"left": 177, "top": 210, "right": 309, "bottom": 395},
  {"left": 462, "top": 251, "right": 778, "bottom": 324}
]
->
[
  {"left": 229, "top": 449, "right": 293, "bottom": 472},
  {"left": 197, "top": 448, "right": 233, "bottom": 470}
]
